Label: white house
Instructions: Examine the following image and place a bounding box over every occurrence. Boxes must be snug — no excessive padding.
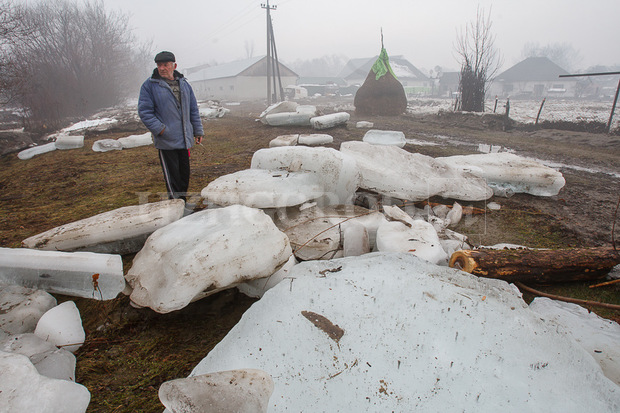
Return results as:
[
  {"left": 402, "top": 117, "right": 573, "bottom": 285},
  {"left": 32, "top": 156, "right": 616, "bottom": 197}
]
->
[
  {"left": 186, "top": 56, "right": 298, "bottom": 102},
  {"left": 488, "top": 57, "right": 576, "bottom": 99}
]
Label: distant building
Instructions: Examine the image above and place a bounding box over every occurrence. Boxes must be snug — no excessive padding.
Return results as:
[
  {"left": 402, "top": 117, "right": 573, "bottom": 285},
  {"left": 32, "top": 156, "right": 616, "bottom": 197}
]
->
[
  {"left": 293, "top": 77, "right": 346, "bottom": 97},
  {"left": 338, "top": 55, "right": 431, "bottom": 97},
  {"left": 437, "top": 72, "right": 460, "bottom": 98},
  {"left": 186, "top": 56, "right": 298, "bottom": 101},
  {"left": 488, "top": 57, "right": 576, "bottom": 99}
]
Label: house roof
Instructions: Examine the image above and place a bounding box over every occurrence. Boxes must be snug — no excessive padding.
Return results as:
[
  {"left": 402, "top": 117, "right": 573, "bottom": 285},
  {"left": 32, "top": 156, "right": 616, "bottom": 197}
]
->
[
  {"left": 187, "top": 56, "right": 298, "bottom": 82},
  {"left": 495, "top": 57, "right": 569, "bottom": 82},
  {"left": 338, "top": 55, "right": 428, "bottom": 82},
  {"left": 297, "top": 77, "right": 347, "bottom": 86}
]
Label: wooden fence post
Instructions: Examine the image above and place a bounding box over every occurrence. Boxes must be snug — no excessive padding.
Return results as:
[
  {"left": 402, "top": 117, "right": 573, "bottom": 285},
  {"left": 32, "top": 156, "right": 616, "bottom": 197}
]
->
[
  {"left": 607, "top": 78, "right": 620, "bottom": 133},
  {"left": 535, "top": 98, "right": 546, "bottom": 125}
]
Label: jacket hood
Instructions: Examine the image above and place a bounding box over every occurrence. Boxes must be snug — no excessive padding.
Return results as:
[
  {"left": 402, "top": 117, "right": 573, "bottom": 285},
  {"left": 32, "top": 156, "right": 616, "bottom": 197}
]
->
[{"left": 151, "top": 68, "right": 184, "bottom": 79}]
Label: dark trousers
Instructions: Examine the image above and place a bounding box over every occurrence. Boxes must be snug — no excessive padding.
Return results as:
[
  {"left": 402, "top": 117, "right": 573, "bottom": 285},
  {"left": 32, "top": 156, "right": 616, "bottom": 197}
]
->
[{"left": 158, "top": 149, "right": 190, "bottom": 201}]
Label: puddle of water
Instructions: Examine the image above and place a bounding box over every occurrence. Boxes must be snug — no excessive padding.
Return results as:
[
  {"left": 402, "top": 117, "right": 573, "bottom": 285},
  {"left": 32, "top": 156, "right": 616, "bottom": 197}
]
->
[
  {"left": 405, "top": 139, "right": 440, "bottom": 146},
  {"left": 527, "top": 158, "right": 620, "bottom": 179}
]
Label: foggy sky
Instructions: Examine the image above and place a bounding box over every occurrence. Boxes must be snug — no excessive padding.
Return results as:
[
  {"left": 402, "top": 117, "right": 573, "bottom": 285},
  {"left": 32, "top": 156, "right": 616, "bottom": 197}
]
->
[{"left": 20, "top": 0, "right": 620, "bottom": 73}]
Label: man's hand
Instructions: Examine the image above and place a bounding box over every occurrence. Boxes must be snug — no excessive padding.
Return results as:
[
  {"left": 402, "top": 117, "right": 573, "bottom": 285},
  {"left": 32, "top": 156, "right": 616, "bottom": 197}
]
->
[{"left": 195, "top": 136, "right": 203, "bottom": 145}]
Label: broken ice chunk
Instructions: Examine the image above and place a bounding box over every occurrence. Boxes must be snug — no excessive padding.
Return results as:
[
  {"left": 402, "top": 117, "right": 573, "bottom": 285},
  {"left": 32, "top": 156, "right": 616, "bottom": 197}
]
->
[{"left": 0, "top": 248, "right": 125, "bottom": 300}]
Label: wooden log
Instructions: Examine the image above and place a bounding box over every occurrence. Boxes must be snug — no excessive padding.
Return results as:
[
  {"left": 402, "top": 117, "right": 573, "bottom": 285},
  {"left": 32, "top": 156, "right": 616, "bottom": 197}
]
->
[{"left": 449, "top": 247, "right": 620, "bottom": 283}]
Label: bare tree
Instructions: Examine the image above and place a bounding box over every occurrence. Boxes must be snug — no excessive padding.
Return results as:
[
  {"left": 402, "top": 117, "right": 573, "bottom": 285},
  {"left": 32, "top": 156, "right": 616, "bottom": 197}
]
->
[
  {"left": 244, "top": 40, "right": 255, "bottom": 59},
  {"left": 3, "top": 0, "right": 150, "bottom": 126},
  {"left": 0, "top": 0, "right": 32, "bottom": 104},
  {"left": 454, "top": 6, "right": 502, "bottom": 112},
  {"left": 287, "top": 54, "right": 348, "bottom": 77},
  {"left": 521, "top": 42, "right": 582, "bottom": 72}
]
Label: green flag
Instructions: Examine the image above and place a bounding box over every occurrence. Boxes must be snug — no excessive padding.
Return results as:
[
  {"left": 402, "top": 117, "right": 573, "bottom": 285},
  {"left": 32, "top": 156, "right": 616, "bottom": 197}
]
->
[{"left": 371, "top": 48, "right": 398, "bottom": 80}]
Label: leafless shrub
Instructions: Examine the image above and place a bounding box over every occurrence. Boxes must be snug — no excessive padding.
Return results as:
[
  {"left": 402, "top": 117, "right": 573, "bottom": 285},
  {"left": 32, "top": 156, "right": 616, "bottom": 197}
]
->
[
  {"left": 2, "top": 0, "right": 150, "bottom": 127},
  {"left": 454, "top": 6, "right": 502, "bottom": 112}
]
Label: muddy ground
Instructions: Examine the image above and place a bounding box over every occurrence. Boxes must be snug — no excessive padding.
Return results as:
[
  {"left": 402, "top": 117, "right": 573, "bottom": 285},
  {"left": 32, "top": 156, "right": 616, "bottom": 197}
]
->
[{"left": 0, "top": 98, "right": 619, "bottom": 411}]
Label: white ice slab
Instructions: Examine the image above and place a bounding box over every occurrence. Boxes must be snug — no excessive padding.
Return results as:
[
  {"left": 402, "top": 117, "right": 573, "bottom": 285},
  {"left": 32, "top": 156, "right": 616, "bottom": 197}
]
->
[
  {"left": 0, "top": 248, "right": 125, "bottom": 300},
  {"left": 298, "top": 134, "right": 333, "bottom": 146},
  {"left": 342, "top": 221, "right": 370, "bottom": 257},
  {"left": 126, "top": 205, "right": 292, "bottom": 313},
  {"left": 117, "top": 132, "right": 153, "bottom": 149},
  {"left": 92, "top": 139, "right": 123, "bottom": 152},
  {"left": 22, "top": 200, "right": 185, "bottom": 254},
  {"left": 17, "top": 142, "right": 56, "bottom": 160},
  {"left": 34, "top": 301, "right": 85, "bottom": 353},
  {"left": 264, "top": 112, "right": 313, "bottom": 126},
  {"left": 356, "top": 121, "right": 374, "bottom": 128},
  {"left": 259, "top": 101, "right": 298, "bottom": 122},
  {"left": 237, "top": 255, "right": 297, "bottom": 299},
  {"left": 188, "top": 253, "right": 620, "bottom": 412},
  {"left": 0, "top": 351, "right": 90, "bottom": 413},
  {"left": 310, "top": 112, "right": 350, "bottom": 130},
  {"left": 30, "top": 348, "right": 76, "bottom": 381},
  {"left": 362, "top": 129, "right": 406, "bottom": 147},
  {"left": 199, "top": 106, "right": 229, "bottom": 118},
  {"left": 0, "top": 285, "right": 57, "bottom": 335},
  {"left": 201, "top": 169, "right": 323, "bottom": 208},
  {"left": 438, "top": 152, "right": 566, "bottom": 196},
  {"left": 269, "top": 134, "right": 299, "bottom": 147},
  {"left": 341, "top": 141, "right": 492, "bottom": 201},
  {"left": 376, "top": 220, "right": 448, "bottom": 265},
  {"left": 1, "top": 333, "right": 58, "bottom": 357},
  {"left": 54, "top": 136, "right": 84, "bottom": 150},
  {"left": 274, "top": 205, "right": 387, "bottom": 261},
  {"left": 251, "top": 146, "right": 360, "bottom": 205},
  {"left": 529, "top": 297, "right": 620, "bottom": 386},
  {"left": 160, "top": 369, "right": 274, "bottom": 413}
]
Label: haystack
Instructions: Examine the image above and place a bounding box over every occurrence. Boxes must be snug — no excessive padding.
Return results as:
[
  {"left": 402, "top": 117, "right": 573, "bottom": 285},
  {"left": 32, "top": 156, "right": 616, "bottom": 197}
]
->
[{"left": 354, "top": 47, "right": 407, "bottom": 116}]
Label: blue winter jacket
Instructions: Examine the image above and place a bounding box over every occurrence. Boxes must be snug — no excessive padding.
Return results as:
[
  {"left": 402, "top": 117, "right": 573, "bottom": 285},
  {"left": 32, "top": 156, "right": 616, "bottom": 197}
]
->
[{"left": 138, "top": 69, "right": 204, "bottom": 150}]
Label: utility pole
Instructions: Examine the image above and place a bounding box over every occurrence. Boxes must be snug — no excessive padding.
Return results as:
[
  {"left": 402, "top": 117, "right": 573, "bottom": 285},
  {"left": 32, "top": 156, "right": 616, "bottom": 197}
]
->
[{"left": 261, "top": 0, "right": 283, "bottom": 105}]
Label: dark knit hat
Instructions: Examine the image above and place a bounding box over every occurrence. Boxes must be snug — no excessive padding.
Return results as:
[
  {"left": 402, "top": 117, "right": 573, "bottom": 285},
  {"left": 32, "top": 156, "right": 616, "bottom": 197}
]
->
[{"left": 154, "top": 51, "right": 175, "bottom": 63}]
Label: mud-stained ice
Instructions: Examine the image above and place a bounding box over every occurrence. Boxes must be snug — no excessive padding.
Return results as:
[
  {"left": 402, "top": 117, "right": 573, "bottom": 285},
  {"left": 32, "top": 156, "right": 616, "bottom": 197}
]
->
[
  {"left": 22, "top": 200, "right": 185, "bottom": 254},
  {"left": 126, "top": 205, "right": 292, "bottom": 313},
  {"left": 201, "top": 169, "right": 323, "bottom": 208},
  {"left": 251, "top": 146, "right": 361, "bottom": 205},
  {"left": 341, "top": 141, "right": 492, "bottom": 201},
  {"left": 438, "top": 152, "right": 566, "bottom": 196},
  {"left": 187, "top": 253, "right": 620, "bottom": 412}
]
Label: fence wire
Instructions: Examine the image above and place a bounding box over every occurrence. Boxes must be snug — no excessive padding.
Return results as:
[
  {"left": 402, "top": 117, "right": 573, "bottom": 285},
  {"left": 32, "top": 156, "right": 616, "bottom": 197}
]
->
[{"left": 406, "top": 97, "right": 619, "bottom": 133}]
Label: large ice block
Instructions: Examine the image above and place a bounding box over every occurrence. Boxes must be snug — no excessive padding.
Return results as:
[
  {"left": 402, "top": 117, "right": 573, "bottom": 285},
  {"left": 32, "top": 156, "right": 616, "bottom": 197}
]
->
[
  {"left": 341, "top": 141, "right": 492, "bottom": 201},
  {"left": 0, "top": 285, "right": 57, "bottom": 335},
  {"left": 438, "top": 152, "right": 566, "bottom": 196},
  {"left": 0, "top": 248, "right": 125, "bottom": 300},
  {"left": 92, "top": 139, "right": 123, "bottom": 152},
  {"left": 117, "top": 132, "right": 153, "bottom": 149},
  {"left": 0, "top": 351, "right": 90, "bottom": 413},
  {"left": 17, "top": 142, "right": 56, "bottom": 160},
  {"left": 22, "top": 200, "right": 185, "bottom": 254},
  {"left": 54, "top": 136, "right": 84, "bottom": 150},
  {"left": 310, "top": 112, "right": 350, "bottom": 130},
  {"left": 251, "top": 146, "right": 360, "bottom": 205},
  {"left": 126, "top": 205, "right": 292, "bottom": 313},
  {"left": 362, "top": 129, "right": 406, "bottom": 147},
  {"left": 201, "top": 169, "right": 323, "bottom": 208},
  {"left": 34, "top": 301, "right": 85, "bottom": 353},
  {"left": 264, "top": 112, "right": 313, "bottom": 126}
]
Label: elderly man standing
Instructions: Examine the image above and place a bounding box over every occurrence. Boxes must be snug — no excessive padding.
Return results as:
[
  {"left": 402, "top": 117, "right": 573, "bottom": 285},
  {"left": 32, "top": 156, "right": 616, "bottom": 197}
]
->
[{"left": 138, "top": 51, "right": 204, "bottom": 206}]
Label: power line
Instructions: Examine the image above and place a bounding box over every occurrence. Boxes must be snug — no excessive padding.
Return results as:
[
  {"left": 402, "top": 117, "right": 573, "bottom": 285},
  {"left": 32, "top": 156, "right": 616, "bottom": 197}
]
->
[{"left": 198, "top": 2, "right": 263, "bottom": 47}]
